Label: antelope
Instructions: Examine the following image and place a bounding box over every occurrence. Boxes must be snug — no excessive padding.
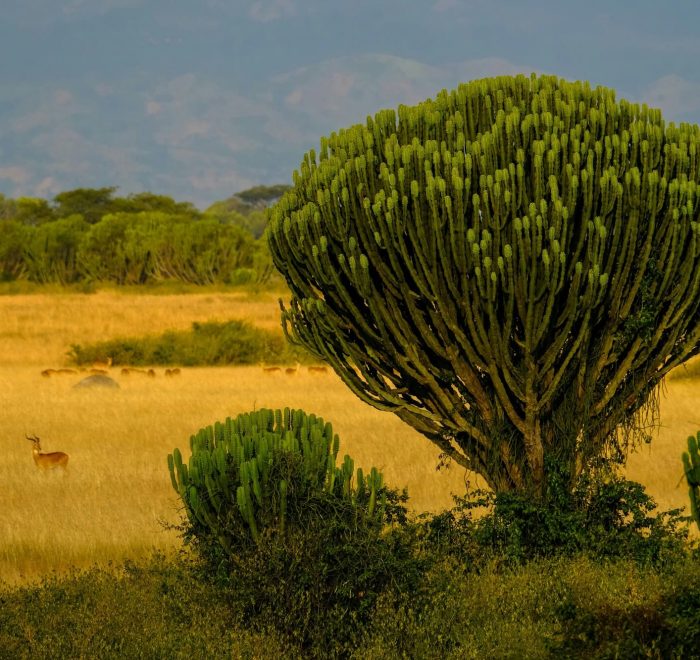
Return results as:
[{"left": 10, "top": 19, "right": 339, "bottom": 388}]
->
[
  {"left": 121, "top": 367, "right": 155, "bottom": 377},
  {"left": 308, "top": 366, "right": 329, "bottom": 374},
  {"left": 285, "top": 363, "right": 300, "bottom": 376},
  {"left": 26, "top": 435, "right": 69, "bottom": 472},
  {"left": 262, "top": 366, "right": 282, "bottom": 374},
  {"left": 42, "top": 368, "right": 77, "bottom": 377},
  {"left": 165, "top": 368, "right": 181, "bottom": 377}
]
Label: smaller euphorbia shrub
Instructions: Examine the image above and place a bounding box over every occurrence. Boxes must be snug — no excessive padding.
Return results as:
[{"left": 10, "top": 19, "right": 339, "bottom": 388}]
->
[{"left": 168, "top": 408, "right": 423, "bottom": 651}]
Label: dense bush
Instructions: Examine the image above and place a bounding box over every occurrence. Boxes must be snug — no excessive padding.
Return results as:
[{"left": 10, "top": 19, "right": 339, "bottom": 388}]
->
[
  {"left": 0, "top": 556, "right": 294, "bottom": 659},
  {"left": 168, "top": 408, "right": 424, "bottom": 652},
  {"left": 69, "top": 319, "right": 311, "bottom": 367},
  {"left": 422, "top": 461, "right": 690, "bottom": 567},
  {"left": 2, "top": 552, "right": 699, "bottom": 659},
  {"left": 361, "top": 555, "right": 700, "bottom": 659},
  {"left": 0, "top": 187, "right": 277, "bottom": 286}
]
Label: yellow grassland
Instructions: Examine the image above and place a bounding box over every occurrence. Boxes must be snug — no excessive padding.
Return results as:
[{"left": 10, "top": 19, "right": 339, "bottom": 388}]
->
[{"left": 0, "top": 290, "right": 698, "bottom": 585}]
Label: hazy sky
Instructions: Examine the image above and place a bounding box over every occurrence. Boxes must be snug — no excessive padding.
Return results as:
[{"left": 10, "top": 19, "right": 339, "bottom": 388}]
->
[{"left": 1, "top": 0, "right": 699, "bottom": 208}]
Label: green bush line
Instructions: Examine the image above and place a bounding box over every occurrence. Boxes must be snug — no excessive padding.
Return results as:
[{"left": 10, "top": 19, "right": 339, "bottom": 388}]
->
[
  {"left": 0, "top": 185, "right": 285, "bottom": 286},
  {"left": 1, "top": 552, "right": 698, "bottom": 659},
  {"left": 0, "top": 212, "right": 273, "bottom": 287},
  {"left": 69, "top": 319, "right": 312, "bottom": 367}
]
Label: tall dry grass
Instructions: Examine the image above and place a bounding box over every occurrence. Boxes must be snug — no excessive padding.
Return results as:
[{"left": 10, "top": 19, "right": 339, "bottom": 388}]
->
[{"left": 0, "top": 289, "right": 697, "bottom": 585}]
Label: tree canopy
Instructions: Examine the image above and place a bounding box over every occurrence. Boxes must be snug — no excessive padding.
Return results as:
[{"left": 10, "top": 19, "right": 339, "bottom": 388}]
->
[{"left": 268, "top": 73, "right": 700, "bottom": 496}]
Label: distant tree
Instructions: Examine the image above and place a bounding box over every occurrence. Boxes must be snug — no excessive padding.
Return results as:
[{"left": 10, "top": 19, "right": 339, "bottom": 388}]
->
[
  {"left": 206, "top": 185, "right": 290, "bottom": 239},
  {"left": 119, "top": 192, "right": 200, "bottom": 217},
  {"left": 2, "top": 197, "right": 56, "bottom": 225},
  {"left": 0, "top": 220, "right": 28, "bottom": 280},
  {"left": 235, "top": 184, "right": 292, "bottom": 205},
  {"left": 0, "top": 194, "right": 15, "bottom": 221},
  {"left": 24, "top": 215, "right": 88, "bottom": 284},
  {"left": 78, "top": 212, "right": 160, "bottom": 285},
  {"left": 53, "top": 187, "right": 120, "bottom": 224}
]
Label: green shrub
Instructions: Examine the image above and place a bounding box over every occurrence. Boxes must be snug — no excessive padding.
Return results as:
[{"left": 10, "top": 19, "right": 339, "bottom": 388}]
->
[
  {"left": 423, "top": 461, "right": 689, "bottom": 567},
  {"left": 2, "top": 552, "right": 699, "bottom": 658},
  {"left": 167, "top": 408, "right": 423, "bottom": 652},
  {"left": 0, "top": 555, "right": 294, "bottom": 659},
  {"left": 682, "top": 431, "right": 700, "bottom": 531},
  {"left": 359, "top": 556, "right": 700, "bottom": 660},
  {"left": 69, "top": 319, "right": 310, "bottom": 367}
]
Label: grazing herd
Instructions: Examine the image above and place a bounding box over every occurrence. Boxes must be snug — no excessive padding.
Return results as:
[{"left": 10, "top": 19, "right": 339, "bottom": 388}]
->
[
  {"left": 40, "top": 362, "right": 328, "bottom": 378},
  {"left": 40, "top": 365, "right": 181, "bottom": 378},
  {"left": 262, "top": 363, "right": 329, "bottom": 375},
  {"left": 31, "top": 360, "right": 329, "bottom": 472}
]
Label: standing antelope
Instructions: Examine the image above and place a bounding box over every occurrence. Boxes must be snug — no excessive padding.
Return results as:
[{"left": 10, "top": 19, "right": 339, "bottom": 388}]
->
[{"left": 26, "top": 435, "right": 69, "bottom": 472}]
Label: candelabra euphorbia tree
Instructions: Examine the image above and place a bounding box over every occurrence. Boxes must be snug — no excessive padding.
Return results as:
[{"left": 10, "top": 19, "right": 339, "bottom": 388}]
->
[{"left": 267, "top": 74, "right": 700, "bottom": 497}]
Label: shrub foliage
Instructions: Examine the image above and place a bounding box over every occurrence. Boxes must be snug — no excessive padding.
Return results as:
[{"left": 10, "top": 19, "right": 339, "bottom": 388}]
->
[
  {"left": 69, "top": 319, "right": 310, "bottom": 367},
  {"left": 167, "top": 408, "right": 423, "bottom": 651}
]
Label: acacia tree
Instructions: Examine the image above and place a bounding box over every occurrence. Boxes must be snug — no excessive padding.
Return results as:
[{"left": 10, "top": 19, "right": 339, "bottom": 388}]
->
[{"left": 267, "top": 74, "right": 700, "bottom": 497}]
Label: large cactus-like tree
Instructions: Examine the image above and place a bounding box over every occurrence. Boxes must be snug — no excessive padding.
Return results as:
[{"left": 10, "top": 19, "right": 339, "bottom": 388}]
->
[{"left": 267, "top": 74, "right": 700, "bottom": 497}]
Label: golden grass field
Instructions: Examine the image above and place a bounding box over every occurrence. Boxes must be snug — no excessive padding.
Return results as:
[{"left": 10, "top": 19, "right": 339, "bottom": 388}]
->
[{"left": 1, "top": 288, "right": 698, "bottom": 585}]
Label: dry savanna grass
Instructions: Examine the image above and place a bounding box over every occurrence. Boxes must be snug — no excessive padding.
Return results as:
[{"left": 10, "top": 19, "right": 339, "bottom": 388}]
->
[{"left": 0, "top": 289, "right": 698, "bottom": 585}]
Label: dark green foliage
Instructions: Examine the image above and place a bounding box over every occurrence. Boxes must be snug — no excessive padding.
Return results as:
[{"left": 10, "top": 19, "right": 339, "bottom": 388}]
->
[
  {"left": 422, "top": 463, "right": 689, "bottom": 566},
  {"left": 0, "top": 187, "right": 274, "bottom": 286},
  {"left": 2, "top": 554, "right": 699, "bottom": 659},
  {"left": 362, "top": 556, "right": 700, "bottom": 659},
  {"left": 53, "top": 187, "right": 121, "bottom": 224},
  {"left": 0, "top": 556, "right": 294, "bottom": 659},
  {"left": 0, "top": 220, "right": 28, "bottom": 281},
  {"left": 23, "top": 215, "right": 89, "bottom": 284},
  {"left": 683, "top": 431, "right": 700, "bottom": 530},
  {"left": 268, "top": 73, "right": 700, "bottom": 497},
  {"left": 168, "top": 408, "right": 423, "bottom": 652},
  {"left": 69, "top": 319, "right": 309, "bottom": 367},
  {"left": 205, "top": 185, "right": 292, "bottom": 238},
  {"left": 206, "top": 490, "right": 423, "bottom": 654},
  {"left": 235, "top": 184, "right": 292, "bottom": 205},
  {"left": 76, "top": 212, "right": 268, "bottom": 286},
  {"left": 0, "top": 196, "right": 54, "bottom": 225}
]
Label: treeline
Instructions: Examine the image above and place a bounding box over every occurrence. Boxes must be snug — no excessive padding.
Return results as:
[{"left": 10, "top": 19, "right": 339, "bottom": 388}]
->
[{"left": 0, "top": 185, "right": 289, "bottom": 286}]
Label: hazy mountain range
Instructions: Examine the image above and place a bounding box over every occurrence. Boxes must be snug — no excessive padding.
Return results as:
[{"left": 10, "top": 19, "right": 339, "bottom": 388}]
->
[{"left": 1, "top": 0, "right": 699, "bottom": 208}]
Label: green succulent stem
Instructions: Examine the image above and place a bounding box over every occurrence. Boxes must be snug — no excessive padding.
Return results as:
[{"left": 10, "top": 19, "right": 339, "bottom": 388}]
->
[
  {"left": 167, "top": 408, "right": 387, "bottom": 551},
  {"left": 682, "top": 431, "right": 700, "bottom": 531},
  {"left": 268, "top": 73, "right": 700, "bottom": 498}
]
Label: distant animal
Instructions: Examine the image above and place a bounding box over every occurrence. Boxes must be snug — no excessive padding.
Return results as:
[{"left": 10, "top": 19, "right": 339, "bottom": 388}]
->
[
  {"left": 308, "top": 366, "right": 329, "bottom": 374},
  {"left": 121, "top": 367, "right": 155, "bottom": 377},
  {"left": 262, "top": 366, "right": 282, "bottom": 374},
  {"left": 165, "top": 368, "right": 181, "bottom": 377},
  {"left": 25, "top": 434, "right": 69, "bottom": 472},
  {"left": 41, "top": 368, "right": 77, "bottom": 377},
  {"left": 91, "top": 357, "right": 113, "bottom": 370},
  {"left": 285, "top": 363, "right": 300, "bottom": 376}
]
